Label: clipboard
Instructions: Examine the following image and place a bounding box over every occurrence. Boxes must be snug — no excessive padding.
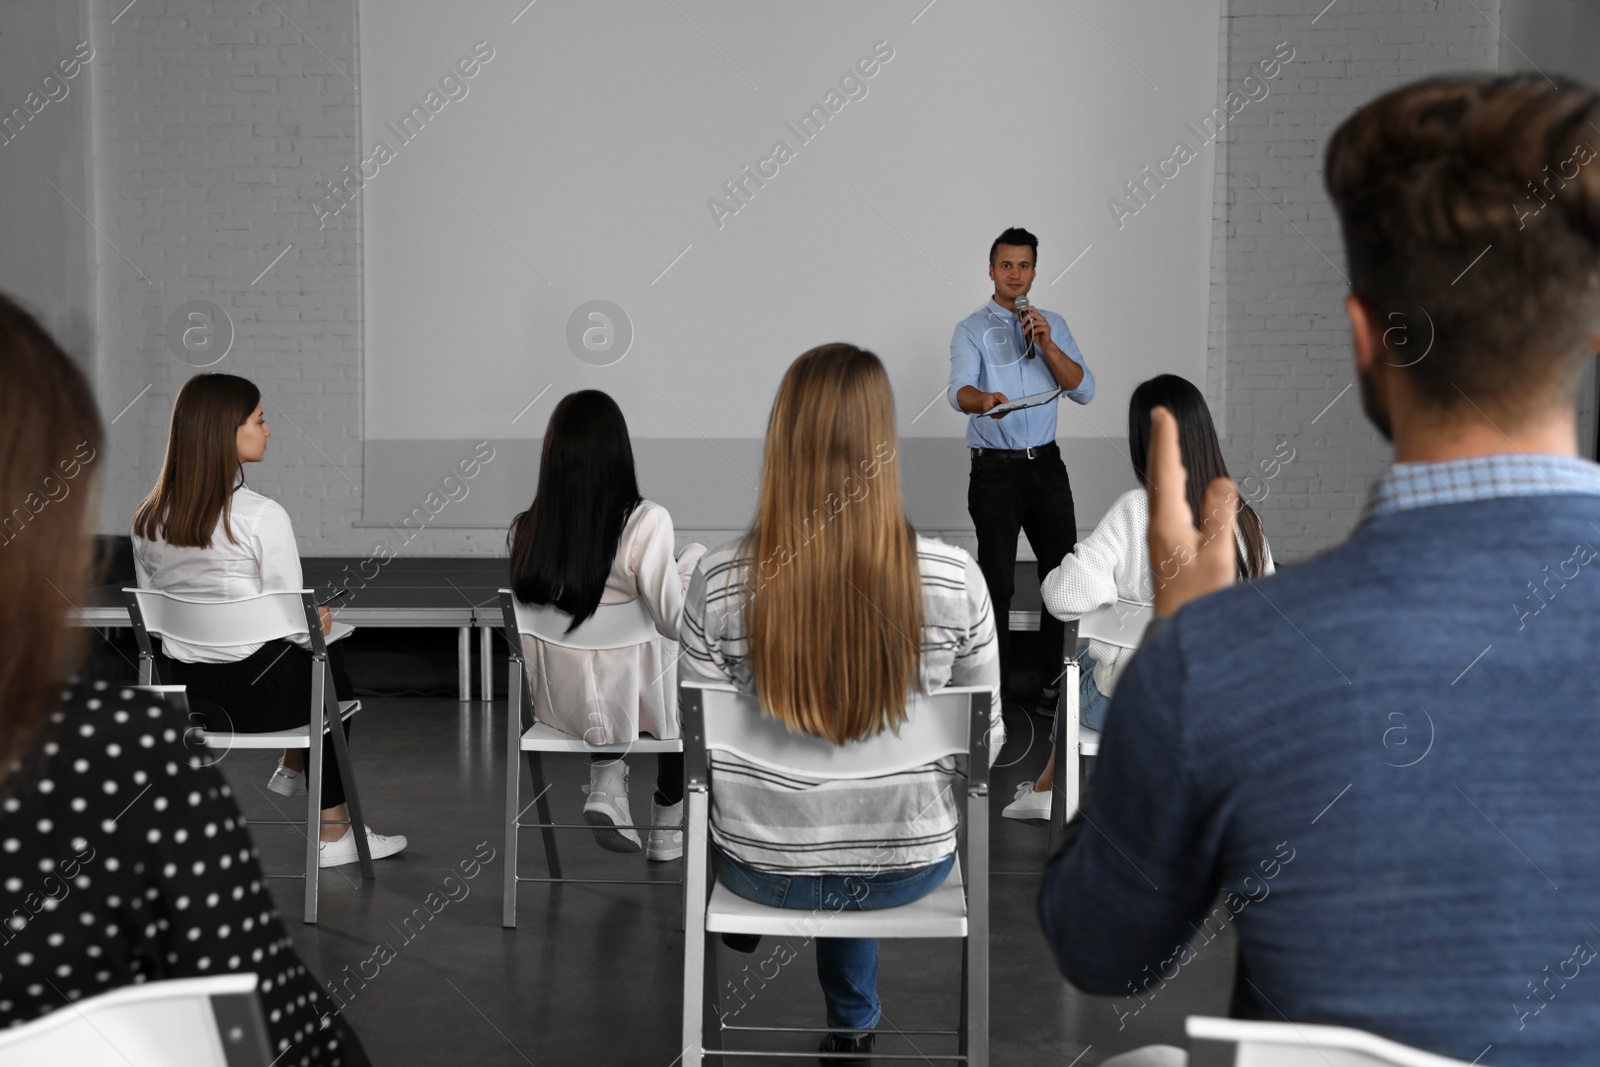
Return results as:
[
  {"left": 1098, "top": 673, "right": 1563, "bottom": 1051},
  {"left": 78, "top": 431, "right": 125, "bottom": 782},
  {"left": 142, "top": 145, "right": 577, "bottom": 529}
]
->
[{"left": 981, "top": 387, "right": 1063, "bottom": 418}]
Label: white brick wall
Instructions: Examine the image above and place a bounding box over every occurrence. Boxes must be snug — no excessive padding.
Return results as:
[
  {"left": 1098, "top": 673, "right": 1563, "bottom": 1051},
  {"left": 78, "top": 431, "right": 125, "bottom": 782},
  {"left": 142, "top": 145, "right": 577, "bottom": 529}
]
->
[
  {"left": 93, "top": 1, "right": 508, "bottom": 560},
  {"left": 89, "top": 1, "right": 1504, "bottom": 563},
  {"left": 1211, "top": 0, "right": 1500, "bottom": 563}
]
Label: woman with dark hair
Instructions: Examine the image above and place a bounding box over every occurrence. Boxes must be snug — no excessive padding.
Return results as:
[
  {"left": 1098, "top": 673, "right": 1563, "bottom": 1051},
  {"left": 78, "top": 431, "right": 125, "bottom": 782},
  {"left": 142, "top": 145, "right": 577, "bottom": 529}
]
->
[
  {"left": 508, "top": 390, "right": 706, "bottom": 857},
  {"left": 132, "top": 373, "right": 406, "bottom": 867},
  {"left": 1003, "top": 373, "right": 1273, "bottom": 822},
  {"left": 0, "top": 292, "right": 369, "bottom": 1062},
  {"left": 679, "top": 344, "right": 1003, "bottom": 1063}
]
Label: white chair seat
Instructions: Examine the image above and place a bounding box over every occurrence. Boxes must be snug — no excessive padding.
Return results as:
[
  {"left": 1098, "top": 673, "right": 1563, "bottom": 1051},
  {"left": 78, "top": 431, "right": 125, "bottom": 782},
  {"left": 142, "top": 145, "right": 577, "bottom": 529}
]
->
[
  {"left": 519, "top": 720, "right": 684, "bottom": 754},
  {"left": 0, "top": 974, "right": 269, "bottom": 1065},
  {"left": 1186, "top": 1016, "right": 1475, "bottom": 1066},
  {"left": 198, "top": 700, "right": 361, "bottom": 750},
  {"left": 706, "top": 856, "right": 967, "bottom": 939},
  {"left": 1080, "top": 726, "right": 1100, "bottom": 757}
]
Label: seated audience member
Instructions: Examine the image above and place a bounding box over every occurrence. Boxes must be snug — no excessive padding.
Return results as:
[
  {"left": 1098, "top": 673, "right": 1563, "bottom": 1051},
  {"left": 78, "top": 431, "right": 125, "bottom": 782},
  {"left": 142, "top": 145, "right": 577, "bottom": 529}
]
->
[
  {"left": 0, "top": 293, "right": 368, "bottom": 1062},
  {"left": 1006, "top": 374, "right": 1272, "bottom": 822},
  {"left": 1040, "top": 74, "right": 1600, "bottom": 1065},
  {"left": 507, "top": 390, "right": 705, "bottom": 858},
  {"left": 680, "top": 344, "right": 1002, "bottom": 1065},
  {"left": 132, "top": 373, "right": 405, "bottom": 868}
]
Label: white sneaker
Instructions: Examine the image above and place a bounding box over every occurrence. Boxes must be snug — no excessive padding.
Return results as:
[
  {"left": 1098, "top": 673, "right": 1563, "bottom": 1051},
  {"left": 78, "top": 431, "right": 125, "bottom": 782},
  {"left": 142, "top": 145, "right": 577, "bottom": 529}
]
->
[
  {"left": 267, "top": 759, "right": 307, "bottom": 797},
  {"left": 318, "top": 826, "right": 408, "bottom": 868},
  {"left": 1001, "top": 780, "right": 1052, "bottom": 823},
  {"left": 646, "top": 799, "right": 684, "bottom": 862},
  {"left": 582, "top": 765, "right": 641, "bottom": 854}
]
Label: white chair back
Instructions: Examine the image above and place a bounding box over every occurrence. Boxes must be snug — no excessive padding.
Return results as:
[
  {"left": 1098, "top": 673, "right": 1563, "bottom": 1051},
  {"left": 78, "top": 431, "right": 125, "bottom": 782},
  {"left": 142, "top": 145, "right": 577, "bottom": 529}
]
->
[
  {"left": 1077, "top": 598, "right": 1153, "bottom": 649},
  {"left": 499, "top": 588, "right": 660, "bottom": 651},
  {"left": 124, "top": 588, "right": 313, "bottom": 648},
  {"left": 1186, "top": 1017, "right": 1474, "bottom": 1067},
  {"left": 681, "top": 680, "right": 990, "bottom": 780},
  {"left": 0, "top": 974, "right": 272, "bottom": 1066}
]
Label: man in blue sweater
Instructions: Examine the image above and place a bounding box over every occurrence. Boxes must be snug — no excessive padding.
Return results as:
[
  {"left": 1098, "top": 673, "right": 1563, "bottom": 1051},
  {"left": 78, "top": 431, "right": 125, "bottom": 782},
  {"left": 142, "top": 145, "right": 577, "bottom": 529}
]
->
[{"left": 1039, "top": 74, "right": 1600, "bottom": 1066}]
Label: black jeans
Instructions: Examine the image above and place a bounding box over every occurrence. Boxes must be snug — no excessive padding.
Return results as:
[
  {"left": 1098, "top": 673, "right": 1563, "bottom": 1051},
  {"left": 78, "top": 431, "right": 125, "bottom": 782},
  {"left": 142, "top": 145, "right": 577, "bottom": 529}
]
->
[
  {"left": 164, "top": 640, "right": 355, "bottom": 808},
  {"left": 967, "top": 447, "right": 1077, "bottom": 699}
]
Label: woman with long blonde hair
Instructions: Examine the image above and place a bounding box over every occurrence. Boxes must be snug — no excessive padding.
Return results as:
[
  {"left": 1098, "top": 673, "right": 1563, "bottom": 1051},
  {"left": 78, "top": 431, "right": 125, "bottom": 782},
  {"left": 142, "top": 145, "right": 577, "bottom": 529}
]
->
[{"left": 680, "top": 344, "right": 1002, "bottom": 1062}]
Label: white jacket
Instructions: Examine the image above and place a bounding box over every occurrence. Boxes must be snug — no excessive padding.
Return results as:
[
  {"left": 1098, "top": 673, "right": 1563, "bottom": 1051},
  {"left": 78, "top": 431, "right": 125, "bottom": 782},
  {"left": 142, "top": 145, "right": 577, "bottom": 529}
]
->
[
  {"left": 519, "top": 501, "right": 706, "bottom": 742},
  {"left": 1041, "top": 488, "right": 1273, "bottom": 696}
]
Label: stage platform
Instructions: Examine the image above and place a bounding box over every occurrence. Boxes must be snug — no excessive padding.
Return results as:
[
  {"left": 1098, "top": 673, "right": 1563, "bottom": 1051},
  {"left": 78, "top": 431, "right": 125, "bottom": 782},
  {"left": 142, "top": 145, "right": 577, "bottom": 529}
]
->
[{"left": 78, "top": 556, "right": 1047, "bottom": 701}]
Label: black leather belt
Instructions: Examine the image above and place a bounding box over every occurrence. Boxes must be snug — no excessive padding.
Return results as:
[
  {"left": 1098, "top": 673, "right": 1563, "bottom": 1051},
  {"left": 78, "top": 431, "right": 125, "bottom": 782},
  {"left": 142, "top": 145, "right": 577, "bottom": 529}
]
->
[{"left": 970, "top": 442, "right": 1059, "bottom": 460}]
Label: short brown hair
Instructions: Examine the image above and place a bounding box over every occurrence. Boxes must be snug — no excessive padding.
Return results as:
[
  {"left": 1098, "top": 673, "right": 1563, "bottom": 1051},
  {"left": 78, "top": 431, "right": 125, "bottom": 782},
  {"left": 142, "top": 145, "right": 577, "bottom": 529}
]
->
[
  {"left": 1325, "top": 74, "right": 1600, "bottom": 423},
  {"left": 0, "top": 291, "right": 104, "bottom": 776}
]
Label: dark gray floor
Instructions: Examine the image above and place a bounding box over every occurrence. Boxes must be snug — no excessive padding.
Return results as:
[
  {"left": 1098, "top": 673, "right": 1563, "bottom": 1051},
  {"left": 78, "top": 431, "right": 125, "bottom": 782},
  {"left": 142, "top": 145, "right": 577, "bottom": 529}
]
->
[{"left": 218, "top": 696, "right": 1236, "bottom": 1066}]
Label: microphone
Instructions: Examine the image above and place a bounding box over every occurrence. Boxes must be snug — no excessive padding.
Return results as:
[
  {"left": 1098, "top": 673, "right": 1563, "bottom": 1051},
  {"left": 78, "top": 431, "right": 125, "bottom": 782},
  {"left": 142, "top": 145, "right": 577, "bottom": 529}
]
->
[{"left": 1015, "top": 293, "right": 1037, "bottom": 359}]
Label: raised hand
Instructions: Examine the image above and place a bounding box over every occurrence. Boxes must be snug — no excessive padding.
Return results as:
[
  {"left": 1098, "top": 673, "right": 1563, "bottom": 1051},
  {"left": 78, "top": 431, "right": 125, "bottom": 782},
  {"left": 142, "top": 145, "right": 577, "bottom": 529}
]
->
[{"left": 1147, "top": 406, "right": 1239, "bottom": 617}]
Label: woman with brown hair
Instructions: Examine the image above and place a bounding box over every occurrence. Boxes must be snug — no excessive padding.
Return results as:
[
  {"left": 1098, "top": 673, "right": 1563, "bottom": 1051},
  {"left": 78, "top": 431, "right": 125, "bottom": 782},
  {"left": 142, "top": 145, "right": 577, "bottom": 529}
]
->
[
  {"left": 132, "top": 372, "right": 405, "bottom": 868},
  {"left": 679, "top": 343, "right": 1002, "bottom": 1064},
  {"left": 0, "top": 292, "right": 368, "bottom": 1062}
]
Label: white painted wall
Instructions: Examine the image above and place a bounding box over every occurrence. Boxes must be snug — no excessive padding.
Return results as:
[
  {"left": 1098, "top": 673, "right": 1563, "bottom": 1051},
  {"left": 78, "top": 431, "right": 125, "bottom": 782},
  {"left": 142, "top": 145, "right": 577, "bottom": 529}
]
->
[
  {"left": 0, "top": 1, "right": 96, "bottom": 377},
  {"left": 52, "top": 0, "right": 1504, "bottom": 564}
]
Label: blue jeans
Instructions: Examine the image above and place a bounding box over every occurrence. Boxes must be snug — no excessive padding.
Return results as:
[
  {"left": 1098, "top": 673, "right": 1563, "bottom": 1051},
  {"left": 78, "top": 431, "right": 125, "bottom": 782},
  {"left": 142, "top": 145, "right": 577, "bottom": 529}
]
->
[
  {"left": 715, "top": 850, "right": 957, "bottom": 1031},
  {"left": 1052, "top": 646, "right": 1110, "bottom": 744}
]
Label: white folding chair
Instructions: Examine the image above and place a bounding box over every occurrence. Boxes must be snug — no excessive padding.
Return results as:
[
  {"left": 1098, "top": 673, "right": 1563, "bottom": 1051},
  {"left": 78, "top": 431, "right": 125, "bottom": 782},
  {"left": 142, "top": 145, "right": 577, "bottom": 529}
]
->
[
  {"left": 678, "top": 680, "right": 992, "bottom": 1066},
  {"left": 1186, "top": 1016, "right": 1475, "bottom": 1066},
  {"left": 1051, "top": 598, "right": 1153, "bottom": 833},
  {"left": 0, "top": 973, "right": 272, "bottom": 1066},
  {"left": 123, "top": 588, "right": 374, "bottom": 924},
  {"left": 499, "top": 589, "right": 684, "bottom": 928}
]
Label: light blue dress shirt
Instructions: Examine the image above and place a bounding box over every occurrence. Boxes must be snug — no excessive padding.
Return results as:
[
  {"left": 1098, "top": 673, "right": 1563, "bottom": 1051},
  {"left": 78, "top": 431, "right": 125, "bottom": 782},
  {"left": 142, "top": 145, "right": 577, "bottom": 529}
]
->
[
  {"left": 1362, "top": 453, "right": 1600, "bottom": 522},
  {"left": 947, "top": 299, "right": 1095, "bottom": 449}
]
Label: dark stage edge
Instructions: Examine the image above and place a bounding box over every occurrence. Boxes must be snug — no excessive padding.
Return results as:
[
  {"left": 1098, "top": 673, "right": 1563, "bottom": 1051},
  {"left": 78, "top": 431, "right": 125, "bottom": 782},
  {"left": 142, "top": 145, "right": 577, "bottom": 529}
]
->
[{"left": 89, "top": 555, "right": 1046, "bottom": 619}]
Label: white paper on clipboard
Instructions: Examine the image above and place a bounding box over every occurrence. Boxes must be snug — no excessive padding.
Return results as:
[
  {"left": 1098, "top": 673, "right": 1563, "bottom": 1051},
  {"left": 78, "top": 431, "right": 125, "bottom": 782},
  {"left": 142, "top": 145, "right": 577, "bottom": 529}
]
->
[{"left": 981, "top": 387, "right": 1063, "bottom": 418}]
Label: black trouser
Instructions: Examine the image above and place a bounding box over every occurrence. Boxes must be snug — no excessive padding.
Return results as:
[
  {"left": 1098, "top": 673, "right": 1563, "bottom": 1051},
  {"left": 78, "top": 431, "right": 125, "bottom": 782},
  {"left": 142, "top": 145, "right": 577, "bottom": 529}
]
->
[
  {"left": 165, "top": 640, "right": 355, "bottom": 808},
  {"left": 967, "top": 444, "right": 1077, "bottom": 699}
]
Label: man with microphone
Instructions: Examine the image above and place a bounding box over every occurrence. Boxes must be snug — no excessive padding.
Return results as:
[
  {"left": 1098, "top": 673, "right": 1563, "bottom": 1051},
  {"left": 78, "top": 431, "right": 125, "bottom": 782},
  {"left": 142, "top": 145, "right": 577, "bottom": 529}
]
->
[{"left": 948, "top": 226, "right": 1095, "bottom": 716}]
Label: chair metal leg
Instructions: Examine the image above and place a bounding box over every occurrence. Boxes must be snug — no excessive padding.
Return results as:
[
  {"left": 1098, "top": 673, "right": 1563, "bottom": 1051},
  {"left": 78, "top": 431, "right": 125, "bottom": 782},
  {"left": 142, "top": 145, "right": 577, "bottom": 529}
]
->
[
  {"left": 458, "top": 626, "right": 471, "bottom": 703},
  {"left": 525, "top": 750, "right": 562, "bottom": 881},
  {"left": 504, "top": 674, "right": 521, "bottom": 928},
  {"left": 967, "top": 794, "right": 990, "bottom": 1067},
  {"left": 479, "top": 625, "right": 493, "bottom": 706},
  {"left": 678, "top": 754, "right": 689, "bottom": 934},
  {"left": 703, "top": 931, "right": 722, "bottom": 1054},
  {"left": 1057, "top": 661, "right": 1081, "bottom": 840},
  {"left": 680, "top": 790, "right": 711, "bottom": 1067},
  {"left": 324, "top": 667, "right": 373, "bottom": 879},
  {"left": 959, "top": 938, "right": 970, "bottom": 1060},
  {"left": 303, "top": 729, "right": 323, "bottom": 925}
]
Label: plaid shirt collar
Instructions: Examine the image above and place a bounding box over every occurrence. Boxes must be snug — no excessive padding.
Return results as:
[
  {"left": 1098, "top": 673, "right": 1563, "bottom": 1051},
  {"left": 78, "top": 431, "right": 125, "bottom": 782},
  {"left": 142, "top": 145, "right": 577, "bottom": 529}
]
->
[{"left": 1363, "top": 453, "right": 1600, "bottom": 522}]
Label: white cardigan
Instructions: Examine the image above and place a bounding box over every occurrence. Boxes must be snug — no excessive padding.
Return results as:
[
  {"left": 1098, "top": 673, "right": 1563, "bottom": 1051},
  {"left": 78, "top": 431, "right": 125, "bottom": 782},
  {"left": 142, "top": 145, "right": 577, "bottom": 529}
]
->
[
  {"left": 520, "top": 501, "right": 706, "bottom": 743},
  {"left": 1040, "top": 488, "right": 1273, "bottom": 696}
]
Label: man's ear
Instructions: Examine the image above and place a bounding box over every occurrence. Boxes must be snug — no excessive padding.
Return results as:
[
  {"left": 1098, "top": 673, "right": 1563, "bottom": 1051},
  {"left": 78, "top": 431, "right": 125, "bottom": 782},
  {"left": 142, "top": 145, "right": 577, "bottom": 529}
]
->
[{"left": 1345, "top": 293, "right": 1382, "bottom": 374}]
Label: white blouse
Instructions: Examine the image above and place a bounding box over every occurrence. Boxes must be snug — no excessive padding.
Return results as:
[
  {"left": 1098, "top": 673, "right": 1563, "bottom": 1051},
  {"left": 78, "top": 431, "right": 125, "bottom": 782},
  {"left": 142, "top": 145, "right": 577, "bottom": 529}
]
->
[
  {"left": 519, "top": 501, "right": 706, "bottom": 743},
  {"left": 1041, "top": 488, "right": 1273, "bottom": 696},
  {"left": 131, "top": 485, "right": 350, "bottom": 663}
]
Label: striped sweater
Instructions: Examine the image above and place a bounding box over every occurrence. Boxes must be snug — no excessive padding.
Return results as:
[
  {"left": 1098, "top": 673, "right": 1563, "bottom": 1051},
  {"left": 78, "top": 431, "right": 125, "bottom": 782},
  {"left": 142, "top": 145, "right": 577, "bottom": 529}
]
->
[{"left": 678, "top": 535, "right": 1002, "bottom": 874}]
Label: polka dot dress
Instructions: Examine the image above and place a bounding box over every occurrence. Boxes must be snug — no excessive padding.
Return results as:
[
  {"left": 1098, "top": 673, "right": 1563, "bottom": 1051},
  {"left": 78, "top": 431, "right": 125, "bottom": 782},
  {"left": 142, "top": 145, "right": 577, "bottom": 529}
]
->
[{"left": 0, "top": 680, "right": 368, "bottom": 1066}]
